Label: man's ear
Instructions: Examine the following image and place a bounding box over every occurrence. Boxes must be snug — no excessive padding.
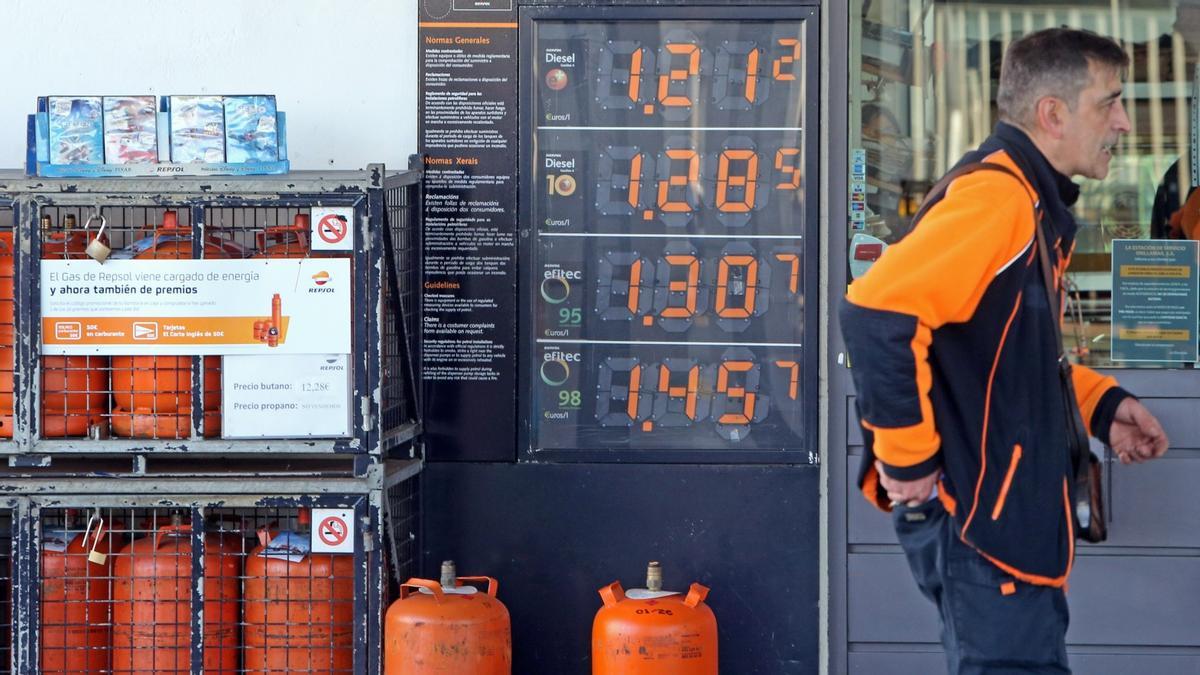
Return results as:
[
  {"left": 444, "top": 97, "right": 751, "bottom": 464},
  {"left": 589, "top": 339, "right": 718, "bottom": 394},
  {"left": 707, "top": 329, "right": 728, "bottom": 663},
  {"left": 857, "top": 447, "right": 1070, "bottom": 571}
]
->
[{"left": 1034, "top": 95, "right": 1067, "bottom": 140}]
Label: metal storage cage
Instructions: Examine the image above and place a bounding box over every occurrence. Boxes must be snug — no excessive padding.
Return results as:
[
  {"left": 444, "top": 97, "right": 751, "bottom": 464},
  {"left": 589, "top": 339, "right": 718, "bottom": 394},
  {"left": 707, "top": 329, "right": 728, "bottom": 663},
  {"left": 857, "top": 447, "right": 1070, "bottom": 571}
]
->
[
  {"left": 0, "top": 168, "right": 422, "bottom": 471},
  {"left": 0, "top": 482, "right": 407, "bottom": 674},
  {"left": 0, "top": 168, "right": 425, "bottom": 673}
]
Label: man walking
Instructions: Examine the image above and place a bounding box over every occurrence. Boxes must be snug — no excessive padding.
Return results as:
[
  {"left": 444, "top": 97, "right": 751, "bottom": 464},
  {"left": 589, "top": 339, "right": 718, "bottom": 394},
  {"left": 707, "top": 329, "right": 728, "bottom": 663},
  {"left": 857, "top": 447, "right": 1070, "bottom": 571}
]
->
[{"left": 839, "top": 28, "right": 1170, "bottom": 674}]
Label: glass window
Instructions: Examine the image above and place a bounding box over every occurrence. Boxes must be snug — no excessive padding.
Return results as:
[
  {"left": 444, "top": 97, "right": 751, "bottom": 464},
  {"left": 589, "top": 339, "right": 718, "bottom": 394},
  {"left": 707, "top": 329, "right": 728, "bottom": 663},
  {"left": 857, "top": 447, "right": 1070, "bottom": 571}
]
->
[{"left": 849, "top": 0, "right": 1198, "bottom": 368}]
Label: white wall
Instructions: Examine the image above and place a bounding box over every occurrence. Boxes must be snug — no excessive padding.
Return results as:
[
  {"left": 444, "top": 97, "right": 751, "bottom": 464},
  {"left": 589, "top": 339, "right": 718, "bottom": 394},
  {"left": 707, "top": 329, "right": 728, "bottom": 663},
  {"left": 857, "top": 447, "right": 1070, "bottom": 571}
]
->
[{"left": 0, "top": 0, "right": 418, "bottom": 171}]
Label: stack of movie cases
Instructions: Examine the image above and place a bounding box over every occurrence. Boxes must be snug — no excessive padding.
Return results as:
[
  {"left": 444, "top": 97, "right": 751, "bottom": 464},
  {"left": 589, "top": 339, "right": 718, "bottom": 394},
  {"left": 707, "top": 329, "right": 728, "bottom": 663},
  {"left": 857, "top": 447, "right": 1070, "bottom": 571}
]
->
[{"left": 28, "top": 95, "right": 289, "bottom": 177}]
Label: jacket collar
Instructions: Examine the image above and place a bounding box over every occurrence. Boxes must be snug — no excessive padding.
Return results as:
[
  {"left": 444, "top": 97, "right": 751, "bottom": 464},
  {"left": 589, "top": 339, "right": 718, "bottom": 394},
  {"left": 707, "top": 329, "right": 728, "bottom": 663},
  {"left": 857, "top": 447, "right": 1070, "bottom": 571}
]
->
[{"left": 982, "top": 122, "right": 1080, "bottom": 240}]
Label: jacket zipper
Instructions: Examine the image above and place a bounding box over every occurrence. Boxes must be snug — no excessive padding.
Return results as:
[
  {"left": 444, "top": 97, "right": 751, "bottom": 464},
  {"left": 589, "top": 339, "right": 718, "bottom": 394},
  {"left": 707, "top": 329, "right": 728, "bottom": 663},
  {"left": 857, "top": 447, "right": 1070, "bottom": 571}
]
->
[{"left": 991, "top": 444, "right": 1023, "bottom": 520}]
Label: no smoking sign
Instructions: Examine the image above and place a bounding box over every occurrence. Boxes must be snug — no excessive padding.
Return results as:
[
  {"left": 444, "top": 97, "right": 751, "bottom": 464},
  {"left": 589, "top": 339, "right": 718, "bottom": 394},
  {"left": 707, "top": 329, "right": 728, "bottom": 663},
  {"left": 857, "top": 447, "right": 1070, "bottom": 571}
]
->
[
  {"left": 311, "top": 508, "right": 355, "bottom": 553},
  {"left": 311, "top": 207, "right": 354, "bottom": 252}
]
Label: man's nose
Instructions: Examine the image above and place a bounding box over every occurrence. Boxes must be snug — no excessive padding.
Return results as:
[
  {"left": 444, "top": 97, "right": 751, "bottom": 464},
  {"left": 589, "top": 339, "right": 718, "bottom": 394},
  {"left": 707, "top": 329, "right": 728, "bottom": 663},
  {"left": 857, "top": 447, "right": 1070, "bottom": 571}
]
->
[{"left": 1113, "top": 99, "right": 1132, "bottom": 133}]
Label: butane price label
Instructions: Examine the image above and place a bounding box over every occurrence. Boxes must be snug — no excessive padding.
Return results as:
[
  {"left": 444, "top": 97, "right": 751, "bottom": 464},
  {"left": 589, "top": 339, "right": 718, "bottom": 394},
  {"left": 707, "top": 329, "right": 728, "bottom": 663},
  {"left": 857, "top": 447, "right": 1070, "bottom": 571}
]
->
[{"left": 222, "top": 354, "right": 351, "bottom": 438}]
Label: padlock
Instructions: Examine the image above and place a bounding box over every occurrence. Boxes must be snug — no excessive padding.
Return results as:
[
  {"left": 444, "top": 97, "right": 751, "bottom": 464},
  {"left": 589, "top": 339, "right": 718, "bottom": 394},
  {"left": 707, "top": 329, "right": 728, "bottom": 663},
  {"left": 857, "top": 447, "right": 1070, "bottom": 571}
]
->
[
  {"left": 83, "top": 512, "right": 108, "bottom": 565},
  {"left": 83, "top": 214, "right": 111, "bottom": 263}
]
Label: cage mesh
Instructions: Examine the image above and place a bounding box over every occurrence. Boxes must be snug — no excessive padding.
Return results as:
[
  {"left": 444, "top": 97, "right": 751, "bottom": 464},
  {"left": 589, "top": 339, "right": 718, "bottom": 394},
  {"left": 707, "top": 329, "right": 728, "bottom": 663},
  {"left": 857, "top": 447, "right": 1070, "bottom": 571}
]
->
[
  {"left": 381, "top": 177, "right": 420, "bottom": 449},
  {"left": 37, "top": 506, "right": 357, "bottom": 674},
  {"left": 0, "top": 508, "right": 11, "bottom": 675},
  {"left": 384, "top": 470, "right": 420, "bottom": 592}
]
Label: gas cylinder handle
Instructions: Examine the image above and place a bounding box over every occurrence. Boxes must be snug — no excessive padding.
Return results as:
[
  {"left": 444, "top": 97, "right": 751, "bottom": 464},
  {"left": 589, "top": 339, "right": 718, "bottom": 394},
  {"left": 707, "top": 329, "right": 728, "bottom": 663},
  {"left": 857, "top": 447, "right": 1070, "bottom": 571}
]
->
[
  {"left": 153, "top": 523, "right": 192, "bottom": 550},
  {"left": 456, "top": 575, "right": 499, "bottom": 598},
  {"left": 683, "top": 582, "right": 709, "bottom": 608},
  {"left": 256, "top": 226, "right": 309, "bottom": 252},
  {"left": 150, "top": 211, "right": 192, "bottom": 249},
  {"left": 256, "top": 525, "right": 274, "bottom": 549},
  {"left": 598, "top": 581, "right": 626, "bottom": 608},
  {"left": 400, "top": 578, "right": 445, "bottom": 604}
]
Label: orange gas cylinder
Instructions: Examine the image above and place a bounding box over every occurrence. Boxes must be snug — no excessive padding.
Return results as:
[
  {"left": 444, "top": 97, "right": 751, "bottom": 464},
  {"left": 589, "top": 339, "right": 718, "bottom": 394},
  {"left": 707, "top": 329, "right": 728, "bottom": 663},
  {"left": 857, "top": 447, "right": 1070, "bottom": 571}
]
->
[
  {"left": 110, "top": 210, "right": 243, "bottom": 438},
  {"left": 40, "top": 513, "right": 118, "bottom": 674},
  {"left": 384, "top": 561, "right": 511, "bottom": 674},
  {"left": 244, "top": 509, "right": 354, "bottom": 673},
  {"left": 111, "top": 517, "right": 243, "bottom": 674},
  {"left": 41, "top": 214, "right": 109, "bottom": 437},
  {"left": 592, "top": 562, "right": 718, "bottom": 675},
  {"left": 255, "top": 214, "right": 311, "bottom": 258}
]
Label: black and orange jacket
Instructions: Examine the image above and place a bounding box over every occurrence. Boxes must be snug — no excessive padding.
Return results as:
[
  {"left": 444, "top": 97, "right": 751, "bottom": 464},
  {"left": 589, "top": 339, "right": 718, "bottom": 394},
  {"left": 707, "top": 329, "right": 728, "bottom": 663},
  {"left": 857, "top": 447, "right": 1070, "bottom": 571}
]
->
[{"left": 839, "top": 123, "right": 1132, "bottom": 586}]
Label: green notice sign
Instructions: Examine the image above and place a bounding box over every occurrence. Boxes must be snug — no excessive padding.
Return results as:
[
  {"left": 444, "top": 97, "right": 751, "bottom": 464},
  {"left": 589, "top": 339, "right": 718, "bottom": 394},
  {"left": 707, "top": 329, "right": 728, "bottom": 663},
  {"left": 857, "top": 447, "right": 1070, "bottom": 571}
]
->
[{"left": 1111, "top": 239, "right": 1199, "bottom": 362}]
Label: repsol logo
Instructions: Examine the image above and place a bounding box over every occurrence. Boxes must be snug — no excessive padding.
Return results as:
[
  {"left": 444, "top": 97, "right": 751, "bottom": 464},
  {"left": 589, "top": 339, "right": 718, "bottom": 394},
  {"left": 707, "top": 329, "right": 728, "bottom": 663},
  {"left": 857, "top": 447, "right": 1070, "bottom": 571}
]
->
[{"left": 308, "top": 287, "right": 335, "bottom": 294}]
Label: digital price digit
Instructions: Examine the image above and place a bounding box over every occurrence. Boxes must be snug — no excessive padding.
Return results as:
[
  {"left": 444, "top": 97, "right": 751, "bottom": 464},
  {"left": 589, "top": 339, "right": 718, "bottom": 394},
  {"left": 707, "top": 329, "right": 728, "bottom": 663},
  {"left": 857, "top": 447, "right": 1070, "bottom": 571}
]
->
[
  {"left": 597, "top": 146, "right": 646, "bottom": 216},
  {"left": 714, "top": 255, "right": 759, "bottom": 319},
  {"left": 596, "top": 357, "right": 650, "bottom": 426},
  {"left": 715, "top": 148, "right": 759, "bottom": 214},
  {"left": 775, "top": 148, "right": 802, "bottom": 190},
  {"left": 774, "top": 249, "right": 801, "bottom": 294},
  {"left": 651, "top": 359, "right": 709, "bottom": 427},
  {"left": 597, "top": 42, "right": 653, "bottom": 109},
  {"left": 595, "top": 251, "right": 653, "bottom": 320},
  {"left": 774, "top": 360, "right": 799, "bottom": 400},
  {"left": 713, "top": 41, "right": 766, "bottom": 110},
  {"left": 655, "top": 147, "right": 701, "bottom": 225},
  {"left": 653, "top": 245, "right": 709, "bottom": 332},
  {"left": 773, "top": 38, "right": 801, "bottom": 81},
  {"left": 657, "top": 40, "right": 701, "bottom": 109},
  {"left": 711, "top": 352, "right": 768, "bottom": 441}
]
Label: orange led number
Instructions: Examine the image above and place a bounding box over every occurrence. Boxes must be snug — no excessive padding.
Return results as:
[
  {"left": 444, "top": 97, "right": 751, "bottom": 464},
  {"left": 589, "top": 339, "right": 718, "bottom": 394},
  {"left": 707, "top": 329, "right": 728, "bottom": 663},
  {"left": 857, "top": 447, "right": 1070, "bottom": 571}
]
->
[
  {"left": 627, "top": 259, "right": 643, "bottom": 314},
  {"left": 716, "top": 361, "right": 756, "bottom": 425},
  {"left": 628, "top": 47, "right": 644, "bottom": 103},
  {"left": 626, "top": 364, "right": 643, "bottom": 420},
  {"left": 773, "top": 38, "right": 800, "bottom": 81},
  {"left": 715, "top": 255, "right": 758, "bottom": 319},
  {"left": 628, "top": 153, "right": 643, "bottom": 208},
  {"left": 743, "top": 49, "right": 760, "bottom": 103},
  {"left": 657, "top": 149, "right": 699, "bottom": 213},
  {"left": 661, "top": 254, "right": 700, "bottom": 318},
  {"left": 775, "top": 361, "right": 799, "bottom": 400},
  {"left": 775, "top": 148, "right": 801, "bottom": 189},
  {"left": 775, "top": 253, "right": 800, "bottom": 294},
  {"left": 658, "top": 43, "right": 701, "bottom": 107},
  {"left": 716, "top": 149, "right": 759, "bottom": 213},
  {"left": 657, "top": 363, "right": 701, "bottom": 420}
]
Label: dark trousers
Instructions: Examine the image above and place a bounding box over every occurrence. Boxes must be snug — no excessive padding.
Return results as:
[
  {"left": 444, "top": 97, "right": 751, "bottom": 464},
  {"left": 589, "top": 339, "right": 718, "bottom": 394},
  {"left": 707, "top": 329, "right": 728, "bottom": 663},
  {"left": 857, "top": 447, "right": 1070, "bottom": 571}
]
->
[{"left": 892, "top": 499, "right": 1071, "bottom": 674}]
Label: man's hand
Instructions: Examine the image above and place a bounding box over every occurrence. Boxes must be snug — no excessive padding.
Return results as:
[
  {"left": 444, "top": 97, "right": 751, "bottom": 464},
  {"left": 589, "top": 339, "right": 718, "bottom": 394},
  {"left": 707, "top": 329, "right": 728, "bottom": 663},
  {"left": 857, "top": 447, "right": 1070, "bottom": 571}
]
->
[
  {"left": 1109, "top": 397, "right": 1169, "bottom": 464},
  {"left": 876, "top": 461, "right": 939, "bottom": 507}
]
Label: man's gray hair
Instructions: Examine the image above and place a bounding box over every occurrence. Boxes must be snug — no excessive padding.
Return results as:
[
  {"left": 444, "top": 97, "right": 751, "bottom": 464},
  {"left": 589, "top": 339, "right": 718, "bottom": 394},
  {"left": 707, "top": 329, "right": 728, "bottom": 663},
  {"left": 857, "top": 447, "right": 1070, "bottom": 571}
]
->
[{"left": 996, "top": 28, "right": 1129, "bottom": 128}]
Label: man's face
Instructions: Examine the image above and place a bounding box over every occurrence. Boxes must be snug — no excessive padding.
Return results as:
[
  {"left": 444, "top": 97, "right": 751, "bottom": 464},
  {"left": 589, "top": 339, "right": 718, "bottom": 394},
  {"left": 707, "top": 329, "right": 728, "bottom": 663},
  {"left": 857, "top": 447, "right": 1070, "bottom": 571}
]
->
[{"left": 1059, "top": 61, "right": 1131, "bottom": 180}]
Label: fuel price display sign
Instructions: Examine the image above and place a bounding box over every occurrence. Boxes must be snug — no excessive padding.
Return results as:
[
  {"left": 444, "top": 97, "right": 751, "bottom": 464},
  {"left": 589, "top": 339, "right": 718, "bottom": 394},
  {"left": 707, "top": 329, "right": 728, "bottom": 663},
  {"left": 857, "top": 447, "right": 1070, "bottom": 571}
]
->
[{"left": 521, "top": 12, "right": 816, "bottom": 456}]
